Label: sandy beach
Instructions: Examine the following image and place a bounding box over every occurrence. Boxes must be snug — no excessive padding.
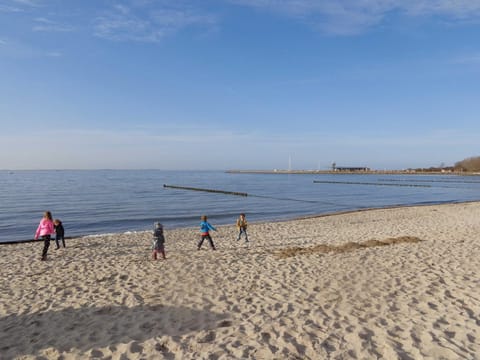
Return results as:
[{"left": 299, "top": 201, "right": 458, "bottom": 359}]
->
[{"left": 1, "top": 202, "right": 479, "bottom": 359}]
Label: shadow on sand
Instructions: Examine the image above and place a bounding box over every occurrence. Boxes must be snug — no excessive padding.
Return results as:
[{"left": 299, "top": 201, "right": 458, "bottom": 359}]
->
[{"left": 0, "top": 304, "right": 231, "bottom": 359}]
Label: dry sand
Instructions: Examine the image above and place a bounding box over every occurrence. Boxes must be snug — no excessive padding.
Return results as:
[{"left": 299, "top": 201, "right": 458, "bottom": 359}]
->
[{"left": 1, "top": 202, "right": 479, "bottom": 359}]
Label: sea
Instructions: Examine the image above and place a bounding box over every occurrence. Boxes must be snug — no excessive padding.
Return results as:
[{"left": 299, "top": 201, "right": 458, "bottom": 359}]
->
[{"left": 1, "top": 170, "right": 480, "bottom": 244}]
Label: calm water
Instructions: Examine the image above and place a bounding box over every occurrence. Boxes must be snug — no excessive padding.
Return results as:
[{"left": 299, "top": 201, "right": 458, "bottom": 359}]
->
[{"left": 1, "top": 170, "right": 479, "bottom": 243}]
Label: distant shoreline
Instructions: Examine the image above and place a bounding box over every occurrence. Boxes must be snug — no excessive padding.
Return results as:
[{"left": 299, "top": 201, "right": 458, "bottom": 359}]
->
[{"left": 226, "top": 169, "right": 479, "bottom": 175}]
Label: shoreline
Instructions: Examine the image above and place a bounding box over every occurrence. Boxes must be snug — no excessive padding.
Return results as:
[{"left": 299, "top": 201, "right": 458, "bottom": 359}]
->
[{"left": 2, "top": 199, "right": 478, "bottom": 246}]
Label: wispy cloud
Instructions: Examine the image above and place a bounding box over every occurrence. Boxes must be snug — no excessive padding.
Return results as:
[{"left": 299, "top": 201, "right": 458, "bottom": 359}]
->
[
  {"left": 94, "top": 2, "right": 217, "bottom": 42},
  {"left": 452, "top": 52, "right": 480, "bottom": 65},
  {"left": 404, "top": 0, "right": 480, "bottom": 18},
  {"left": 0, "top": 37, "right": 62, "bottom": 58},
  {"left": 229, "top": 0, "right": 480, "bottom": 35},
  {"left": 13, "top": 0, "right": 38, "bottom": 5},
  {"left": 2, "top": 126, "right": 476, "bottom": 169},
  {"left": 0, "top": 4, "right": 22, "bottom": 12},
  {"left": 32, "top": 17, "right": 74, "bottom": 32},
  {"left": 0, "top": 0, "right": 38, "bottom": 12}
]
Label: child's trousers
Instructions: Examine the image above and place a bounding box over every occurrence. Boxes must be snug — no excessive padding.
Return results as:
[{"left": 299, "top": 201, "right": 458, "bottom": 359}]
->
[
  {"left": 237, "top": 228, "right": 249, "bottom": 242},
  {"left": 153, "top": 249, "right": 166, "bottom": 259},
  {"left": 55, "top": 235, "right": 65, "bottom": 248},
  {"left": 41, "top": 235, "right": 51, "bottom": 260},
  {"left": 198, "top": 234, "right": 216, "bottom": 250}
]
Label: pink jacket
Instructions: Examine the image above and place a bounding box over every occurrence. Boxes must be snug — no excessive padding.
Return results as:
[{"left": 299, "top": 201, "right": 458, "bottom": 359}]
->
[{"left": 35, "top": 218, "right": 54, "bottom": 239}]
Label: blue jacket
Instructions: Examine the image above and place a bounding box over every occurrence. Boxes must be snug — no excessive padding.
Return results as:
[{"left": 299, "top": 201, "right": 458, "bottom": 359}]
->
[{"left": 200, "top": 221, "right": 216, "bottom": 234}]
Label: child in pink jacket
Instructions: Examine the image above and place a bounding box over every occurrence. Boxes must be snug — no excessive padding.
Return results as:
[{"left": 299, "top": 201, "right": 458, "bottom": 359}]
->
[{"left": 35, "top": 211, "right": 55, "bottom": 261}]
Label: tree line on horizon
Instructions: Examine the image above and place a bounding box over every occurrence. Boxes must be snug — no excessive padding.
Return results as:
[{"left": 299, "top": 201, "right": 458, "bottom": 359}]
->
[
  {"left": 408, "top": 156, "right": 480, "bottom": 173},
  {"left": 453, "top": 156, "right": 480, "bottom": 172}
]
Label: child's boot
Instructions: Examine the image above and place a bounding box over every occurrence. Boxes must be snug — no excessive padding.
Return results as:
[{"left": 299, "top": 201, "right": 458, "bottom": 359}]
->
[
  {"left": 161, "top": 250, "right": 166, "bottom": 259},
  {"left": 152, "top": 251, "right": 157, "bottom": 260}
]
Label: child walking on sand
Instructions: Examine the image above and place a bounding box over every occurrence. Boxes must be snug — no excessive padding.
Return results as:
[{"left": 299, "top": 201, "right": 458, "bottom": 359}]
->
[
  {"left": 236, "top": 213, "right": 249, "bottom": 244},
  {"left": 54, "top": 219, "right": 65, "bottom": 249},
  {"left": 152, "top": 222, "right": 166, "bottom": 260},
  {"left": 34, "top": 211, "right": 55, "bottom": 261},
  {"left": 198, "top": 215, "right": 216, "bottom": 250}
]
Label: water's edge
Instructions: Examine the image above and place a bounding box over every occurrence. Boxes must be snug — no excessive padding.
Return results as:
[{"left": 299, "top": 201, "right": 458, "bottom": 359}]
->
[{"left": 3, "top": 200, "right": 476, "bottom": 246}]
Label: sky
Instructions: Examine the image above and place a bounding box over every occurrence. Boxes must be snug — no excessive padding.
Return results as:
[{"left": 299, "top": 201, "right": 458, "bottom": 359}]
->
[{"left": 1, "top": 0, "right": 479, "bottom": 170}]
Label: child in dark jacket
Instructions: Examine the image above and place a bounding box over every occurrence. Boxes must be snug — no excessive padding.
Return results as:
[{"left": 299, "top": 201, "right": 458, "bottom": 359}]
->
[
  {"left": 54, "top": 219, "right": 65, "bottom": 249},
  {"left": 152, "top": 222, "right": 166, "bottom": 260}
]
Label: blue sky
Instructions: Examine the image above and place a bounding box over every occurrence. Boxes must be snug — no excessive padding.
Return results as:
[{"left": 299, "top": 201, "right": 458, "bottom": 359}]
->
[{"left": 1, "top": 0, "right": 479, "bottom": 170}]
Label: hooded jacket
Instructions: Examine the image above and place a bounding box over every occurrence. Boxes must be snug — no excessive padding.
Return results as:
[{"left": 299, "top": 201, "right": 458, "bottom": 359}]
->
[
  {"left": 35, "top": 218, "right": 54, "bottom": 239},
  {"left": 200, "top": 221, "right": 216, "bottom": 235}
]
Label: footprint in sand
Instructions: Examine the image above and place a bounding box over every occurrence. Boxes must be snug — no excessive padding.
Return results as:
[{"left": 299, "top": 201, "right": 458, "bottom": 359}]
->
[
  {"left": 218, "top": 320, "right": 232, "bottom": 327},
  {"left": 130, "top": 342, "right": 143, "bottom": 354},
  {"left": 90, "top": 349, "right": 104, "bottom": 358},
  {"left": 199, "top": 331, "right": 216, "bottom": 343}
]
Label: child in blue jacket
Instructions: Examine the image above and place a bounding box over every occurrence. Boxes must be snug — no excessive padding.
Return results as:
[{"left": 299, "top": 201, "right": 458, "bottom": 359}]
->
[{"left": 198, "top": 215, "right": 216, "bottom": 250}]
